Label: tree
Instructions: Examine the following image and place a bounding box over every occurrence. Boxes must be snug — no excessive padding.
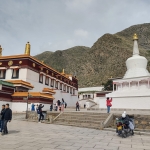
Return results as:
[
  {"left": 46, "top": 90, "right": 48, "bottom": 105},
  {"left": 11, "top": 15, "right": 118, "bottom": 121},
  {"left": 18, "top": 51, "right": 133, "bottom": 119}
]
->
[{"left": 103, "top": 80, "right": 114, "bottom": 91}]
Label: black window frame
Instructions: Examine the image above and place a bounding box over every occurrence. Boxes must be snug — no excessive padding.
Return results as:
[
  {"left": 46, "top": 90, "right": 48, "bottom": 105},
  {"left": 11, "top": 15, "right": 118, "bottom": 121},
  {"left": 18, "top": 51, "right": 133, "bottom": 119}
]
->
[
  {"left": 45, "top": 76, "right": 49, "bottom": 86},
  {"left": 51, "top": 79, "right": 54, "bottom": 87},
  {"left": 0, "top": 70, "right": 6, "bottom": 79},
  {"left": 12, "top": 69, "right": 19, "bottom": 79},
  {"left": 39, "top": 74, "right": 43, "bottom": 84}
]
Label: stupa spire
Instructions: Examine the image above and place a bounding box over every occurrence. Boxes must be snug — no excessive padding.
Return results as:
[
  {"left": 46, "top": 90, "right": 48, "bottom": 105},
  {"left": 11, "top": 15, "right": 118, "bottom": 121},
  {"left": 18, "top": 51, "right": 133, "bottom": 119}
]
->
[{"left": 133, "top": 33, "right": 139, "bottom": 56}]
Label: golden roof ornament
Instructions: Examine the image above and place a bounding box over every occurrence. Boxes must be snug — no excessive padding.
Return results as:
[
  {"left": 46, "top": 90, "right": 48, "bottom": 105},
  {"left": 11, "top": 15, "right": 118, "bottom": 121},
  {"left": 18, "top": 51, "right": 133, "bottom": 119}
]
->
[
  {"left": 0, "top": 45, "right": 2, "bottom": 56},
  {"left": 62, "top": 69, "right": 65, "bottom": 74},
  {"left": 24, "top": 42, "right": 30, "bottom": 55},
  {"left": 133, "top": 33, "right": 138, "bottom": 40}
]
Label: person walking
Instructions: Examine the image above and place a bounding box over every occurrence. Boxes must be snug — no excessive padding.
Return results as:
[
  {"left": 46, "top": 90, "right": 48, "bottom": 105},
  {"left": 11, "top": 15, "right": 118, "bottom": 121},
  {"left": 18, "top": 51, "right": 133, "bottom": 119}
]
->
[
  {"left": 106, "top": 97, "right": 112, "bottom": 113},
  {"left": 61, "top": 99, "right": 65, "bottom": 112},
  {"left": 76, "top": 101, "right": 80, "bottom": 111},
  {"left": 1, "top": 104, "right": 12, "bottom": 135},
  {"left": 84, "top": 104, "right": 86, "bottom": 109},
  {"left": 50, "top": 104, "right": 53, "bottom": 111},
  {"left": 57, "top": 100, "right": 61, "bottom": 111},
  {"left": 65, "top": 102, "right": 67, "bottom": 108},
  {"left": 31, "top": 103, "right": 35, "bottom": 111},
  {"left": 0, "top": 105, "right": 5, "bottom": 133},
  {"left": 38, "top": 104, "right": 44, "bottom": 123}
]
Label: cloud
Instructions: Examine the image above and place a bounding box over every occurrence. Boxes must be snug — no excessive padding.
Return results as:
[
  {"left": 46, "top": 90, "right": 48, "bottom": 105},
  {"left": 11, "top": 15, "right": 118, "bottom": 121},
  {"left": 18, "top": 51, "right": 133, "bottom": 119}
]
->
[
  {"left": 74, "top": 29, "right": 89, "bottom": 38},
  {"left": 0, "top": 0, "right": 150, "bottom": 56}
]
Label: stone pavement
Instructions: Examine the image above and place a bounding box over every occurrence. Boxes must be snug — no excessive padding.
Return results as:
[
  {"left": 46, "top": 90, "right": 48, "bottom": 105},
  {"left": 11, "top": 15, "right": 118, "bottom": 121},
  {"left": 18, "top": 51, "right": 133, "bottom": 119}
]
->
[{"left": 1, "top": 120, "right": 150, "bottom": 150}]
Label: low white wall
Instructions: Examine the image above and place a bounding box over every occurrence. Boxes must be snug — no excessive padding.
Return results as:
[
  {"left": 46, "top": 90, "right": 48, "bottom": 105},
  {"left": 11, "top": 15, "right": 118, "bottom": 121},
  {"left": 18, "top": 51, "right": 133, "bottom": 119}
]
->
[
  {"left": 79, "top": 100, "right": 87, "bottom": 108},
  {"left": 79, "top": 86, "right": 103, "bottom": 92}
]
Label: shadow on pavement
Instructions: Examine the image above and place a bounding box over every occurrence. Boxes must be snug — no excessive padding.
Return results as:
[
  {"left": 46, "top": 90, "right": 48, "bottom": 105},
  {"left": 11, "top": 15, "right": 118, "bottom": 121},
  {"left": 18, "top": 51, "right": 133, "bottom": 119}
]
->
[{"left": 8, "top": 130, "right": 20, "bottom": 134}]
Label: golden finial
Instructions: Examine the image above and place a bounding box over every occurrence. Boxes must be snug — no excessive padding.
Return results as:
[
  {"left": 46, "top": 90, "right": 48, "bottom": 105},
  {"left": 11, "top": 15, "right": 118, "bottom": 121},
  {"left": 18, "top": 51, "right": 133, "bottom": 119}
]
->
[
  {"left": 0, "top": 45, "right": 2, "bottom": 56},
  {"left": 24, "top": 42, "right": 30, "bottom": 55},
  {"left": 41, "top": 60, "right": 44, "bottom": 63},
  {"left": 133, "top": 33, "right": 138, "bottom": 40},
  {"left": 62, "top": 69, "right": 65, "bottom": 74}
]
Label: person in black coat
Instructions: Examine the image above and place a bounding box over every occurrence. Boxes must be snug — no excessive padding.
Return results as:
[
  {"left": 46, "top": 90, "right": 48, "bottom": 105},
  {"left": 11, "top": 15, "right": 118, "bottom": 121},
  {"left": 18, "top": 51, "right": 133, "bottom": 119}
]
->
[
  {"left": 0, "top": 105, "right": 5, "bottom": 132},
  {"left": 38, "top": 104, "right": 44, "bottom": 122},
  {"left": 1, "top": 103, "right": 12, "bottom": 135}
]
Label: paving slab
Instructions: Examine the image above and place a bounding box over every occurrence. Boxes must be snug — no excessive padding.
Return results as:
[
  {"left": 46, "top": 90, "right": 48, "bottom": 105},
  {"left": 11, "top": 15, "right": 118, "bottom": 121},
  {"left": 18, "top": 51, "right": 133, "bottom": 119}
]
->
[{"left": 0, "top": 120, "right": 149, "bottom": 150}]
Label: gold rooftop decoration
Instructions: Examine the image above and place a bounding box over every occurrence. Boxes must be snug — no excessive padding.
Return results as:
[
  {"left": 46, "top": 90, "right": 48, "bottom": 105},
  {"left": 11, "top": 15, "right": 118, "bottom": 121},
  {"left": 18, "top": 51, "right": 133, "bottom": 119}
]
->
[
  {"left": 24, "top": 42, "right": 30, "bottom": 55},
  {"left": 62, "top": 68, "right": 65, "bottom": 74},
  {"left": 133, "top": 33, "right": 138, "bottom": 40},
  {"left": 0, "top": 45, "right": 2, "bottom": 56}
]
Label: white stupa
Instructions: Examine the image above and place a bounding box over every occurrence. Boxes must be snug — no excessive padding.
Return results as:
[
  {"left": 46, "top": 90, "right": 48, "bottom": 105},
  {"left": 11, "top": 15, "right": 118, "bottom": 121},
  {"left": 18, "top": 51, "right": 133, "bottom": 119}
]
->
[{"left": 105, "top": 34, "right": 150, "bottom": 109}]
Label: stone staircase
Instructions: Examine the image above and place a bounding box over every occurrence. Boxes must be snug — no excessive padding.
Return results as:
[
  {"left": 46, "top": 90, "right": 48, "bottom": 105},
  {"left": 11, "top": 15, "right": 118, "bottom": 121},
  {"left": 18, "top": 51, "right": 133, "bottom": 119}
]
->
[{"left": 53, "top": 112, "right": 109, "bottom": 129}]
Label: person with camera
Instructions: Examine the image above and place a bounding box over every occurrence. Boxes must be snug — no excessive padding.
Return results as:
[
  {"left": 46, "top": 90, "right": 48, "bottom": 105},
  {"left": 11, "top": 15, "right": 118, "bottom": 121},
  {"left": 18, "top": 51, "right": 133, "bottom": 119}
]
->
[{"left": 38, "top": 104, "right": 44, "bottom": 123}]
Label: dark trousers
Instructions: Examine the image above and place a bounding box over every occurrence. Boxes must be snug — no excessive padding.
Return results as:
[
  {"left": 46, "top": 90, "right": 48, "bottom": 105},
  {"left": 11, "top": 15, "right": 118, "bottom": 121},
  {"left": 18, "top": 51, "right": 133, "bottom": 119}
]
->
[
  {"left": 0, "top": 120, "right": 4, "bottom": 132},
  {"left": 39, "top": 113, "right": 44, "bottom": 122},
  {"left": 107, "top": 106, "right": 110, "bottom": 113},
  {"left": 3, "top": 120, "right": 8, "bottom": 133},
  {"left": 76, "top": 106, "right": 80, "bottom": 111}
]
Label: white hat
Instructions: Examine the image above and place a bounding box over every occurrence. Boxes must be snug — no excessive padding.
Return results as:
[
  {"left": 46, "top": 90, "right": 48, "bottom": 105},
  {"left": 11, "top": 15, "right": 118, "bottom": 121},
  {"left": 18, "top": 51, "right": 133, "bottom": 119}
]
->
[{"left": 122, "top": 113, "right": 126, "bottom": 118}]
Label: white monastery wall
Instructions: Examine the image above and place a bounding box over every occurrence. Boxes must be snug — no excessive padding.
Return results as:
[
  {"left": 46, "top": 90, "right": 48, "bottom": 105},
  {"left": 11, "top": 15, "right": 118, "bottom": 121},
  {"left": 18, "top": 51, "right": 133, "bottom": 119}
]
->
[{"left": 78, "top": 86, "right": 103, "bottom": 92}]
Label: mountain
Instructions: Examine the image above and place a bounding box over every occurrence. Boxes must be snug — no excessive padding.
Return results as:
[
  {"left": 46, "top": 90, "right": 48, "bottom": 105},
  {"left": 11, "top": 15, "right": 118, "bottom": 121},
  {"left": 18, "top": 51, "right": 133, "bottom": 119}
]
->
[{"left": 35, "top": 23, "right": 150, "bottom": 88}]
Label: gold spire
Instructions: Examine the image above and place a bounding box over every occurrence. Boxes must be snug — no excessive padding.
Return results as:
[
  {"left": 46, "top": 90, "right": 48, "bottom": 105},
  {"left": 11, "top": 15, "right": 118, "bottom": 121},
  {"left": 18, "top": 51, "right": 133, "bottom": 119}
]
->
[
  {"left": 62, "top": 69, "right": 65, "bottom": 74},
  {"left": 0, "top": 45, "right": 2, "bottom": 56},
  {"left": 24, "top": 42, "right": 30, "bottom": 55},
  {"left": 41, "top": 60, "right": 44, "bottom": 63},
  {"left": 133, "top": 33, "right": 138, "bottom": 40}
]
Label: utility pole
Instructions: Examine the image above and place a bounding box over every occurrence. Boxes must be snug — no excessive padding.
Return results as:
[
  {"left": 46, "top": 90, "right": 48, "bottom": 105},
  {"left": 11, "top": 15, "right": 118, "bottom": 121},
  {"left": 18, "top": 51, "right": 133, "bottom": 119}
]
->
[{"left": 25, "top": 92, "right": 32, "bottom": 119}]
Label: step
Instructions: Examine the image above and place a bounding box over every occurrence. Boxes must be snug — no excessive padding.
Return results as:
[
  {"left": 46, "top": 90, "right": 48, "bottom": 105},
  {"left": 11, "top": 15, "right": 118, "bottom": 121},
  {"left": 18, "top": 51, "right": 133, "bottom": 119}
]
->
[
  {"left": 56, "top": 118, "right": 104, "bottom": 124},
  {"left": 61, "top": 114, "right": 108, "bottom": 117},
  {"left": 58, "top": 115, "right": 107, "bottom": 120},
  {"left": 54, "top": 121, "right": 101, "bottom": 129}
]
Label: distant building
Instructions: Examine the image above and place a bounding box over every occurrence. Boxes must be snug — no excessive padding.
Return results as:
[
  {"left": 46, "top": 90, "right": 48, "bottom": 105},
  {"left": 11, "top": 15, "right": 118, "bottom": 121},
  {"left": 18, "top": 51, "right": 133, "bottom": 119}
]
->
[
  {"left": 78, "top": 86, "right": 111, "bottom": 108},
  {"left": 0, "top": 43, "right": 78, "bottom": 112}
]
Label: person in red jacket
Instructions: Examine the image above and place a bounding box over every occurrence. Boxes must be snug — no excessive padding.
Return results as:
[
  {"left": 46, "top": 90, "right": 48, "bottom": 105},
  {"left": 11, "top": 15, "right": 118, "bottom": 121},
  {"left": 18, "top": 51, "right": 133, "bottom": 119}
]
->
[{"left": 106, "top": 97, "right": 112, "bottom": 113}]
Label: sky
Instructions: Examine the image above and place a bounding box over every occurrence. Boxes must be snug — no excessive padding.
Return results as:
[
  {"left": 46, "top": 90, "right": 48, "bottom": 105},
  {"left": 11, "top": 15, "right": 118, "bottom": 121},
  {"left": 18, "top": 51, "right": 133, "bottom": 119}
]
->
[{"left": 0, "top": 0, "right": 150, "bottom": 56}]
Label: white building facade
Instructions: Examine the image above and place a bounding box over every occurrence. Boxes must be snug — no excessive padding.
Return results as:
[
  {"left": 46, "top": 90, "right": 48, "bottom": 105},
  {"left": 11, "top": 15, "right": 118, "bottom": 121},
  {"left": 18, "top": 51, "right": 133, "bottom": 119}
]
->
[{"left": 0, "top": 43, "right": 78, "bottom": 112}]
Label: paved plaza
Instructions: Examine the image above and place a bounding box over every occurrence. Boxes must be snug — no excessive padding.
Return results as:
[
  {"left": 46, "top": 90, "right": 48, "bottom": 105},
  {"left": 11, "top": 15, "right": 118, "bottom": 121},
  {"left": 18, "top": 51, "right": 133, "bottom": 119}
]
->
[{"left": 0, "top": 120, "right": 150, "bottom": 150}]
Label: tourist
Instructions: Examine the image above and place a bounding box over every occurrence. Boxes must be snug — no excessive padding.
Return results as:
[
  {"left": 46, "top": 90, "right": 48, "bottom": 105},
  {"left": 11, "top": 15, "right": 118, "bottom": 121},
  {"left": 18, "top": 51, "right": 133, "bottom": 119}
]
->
[
  {"left": 57, "top": 100, "right": 61, "bottom": 111},
  {"left": 106, "top": 97, "right": 112, "bottom": 113},
  {"left": 50, "top": 104, "right": 53, "bottom": 111},
  {"left": 31, "top": 103, "right": 35, "bottom": 111},
  {"left": 76, "top": 101, "right": 80, "bottom": 111},
  {"left": 38, "top": 104, "right": 44, "bottom": 123},
  {"left": 61, "top": 98, "right": 65, "bottom": 112},
  {"left": 36, "top": 104, "right": 39, "bottom": 113},
  {"left": 1, "top": 103, "right": 12, "bottom": 135},
  {"left": 55, "top": 102, "right": 58, "bottom": 111},
  {"left": 65, "top": 102, "right": 67, "bottom": 108},
  {"left": 0, "top": 105, "right": 5, "bottom": 132},
  {"left": 84, "top": 104, "right": 86, "bottom": 109}
]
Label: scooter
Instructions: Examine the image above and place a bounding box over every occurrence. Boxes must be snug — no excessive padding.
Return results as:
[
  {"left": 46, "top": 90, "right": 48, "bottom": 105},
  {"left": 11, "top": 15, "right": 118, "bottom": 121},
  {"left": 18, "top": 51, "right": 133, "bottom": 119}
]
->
[{"left": 116, "top": 118, "right": 134, "bottom": 138}]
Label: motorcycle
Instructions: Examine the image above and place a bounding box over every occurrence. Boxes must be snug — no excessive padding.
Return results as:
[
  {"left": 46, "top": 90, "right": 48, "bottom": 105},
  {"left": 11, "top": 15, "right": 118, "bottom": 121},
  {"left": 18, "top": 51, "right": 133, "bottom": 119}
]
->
[{"left": 116, "top": 118, "right": 134, "bottom": 138}]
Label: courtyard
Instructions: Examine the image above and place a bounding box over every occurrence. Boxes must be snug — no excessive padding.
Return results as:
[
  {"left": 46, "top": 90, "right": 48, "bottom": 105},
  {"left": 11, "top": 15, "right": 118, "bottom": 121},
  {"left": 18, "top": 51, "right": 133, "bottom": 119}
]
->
[{"left": 0, "top": 119, "right": 150, "bottom": 150}]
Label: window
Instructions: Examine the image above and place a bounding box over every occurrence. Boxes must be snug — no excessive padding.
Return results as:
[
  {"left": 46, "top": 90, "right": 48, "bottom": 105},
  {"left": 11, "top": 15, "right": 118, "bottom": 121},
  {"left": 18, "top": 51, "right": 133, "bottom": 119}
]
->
[
  {"left": 55, "top": 81, "right": 58, "bottom": 89},
  {"left": 88, "top": 95, "right": 91, "bottom": 98},
  {"left": 0, "top": 70, "right": 6, "bottom": 79},
  {"left": 67, "top": 86, "right": 69, "bottom": 93},
  {"left": 51, "top": 79, "right": 54, "bottom": 87},
  {"left": 60, "top": 83, "right": 62, "bottom": 90},
  {"left": 39, "top": 74, "right": 43, "bottom": 83},
  {"left": 12, "top": 69, "right": 19, "bottom": 79},
  {"left": 45, "top": 76, "right": 49, "bottom": 85},
  {"left": 63, "top": 84, "right": 66, "bottom": 91},
  {"left": 73, "top": 89, "right": 75, "bottom": 95}
]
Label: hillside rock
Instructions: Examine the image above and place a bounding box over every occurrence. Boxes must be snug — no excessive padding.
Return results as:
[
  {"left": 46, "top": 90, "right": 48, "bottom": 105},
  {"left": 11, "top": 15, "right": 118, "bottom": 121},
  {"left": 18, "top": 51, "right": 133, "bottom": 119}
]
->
[{"left": 35, "top": 23, "right": 150, "bottom": 88}]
